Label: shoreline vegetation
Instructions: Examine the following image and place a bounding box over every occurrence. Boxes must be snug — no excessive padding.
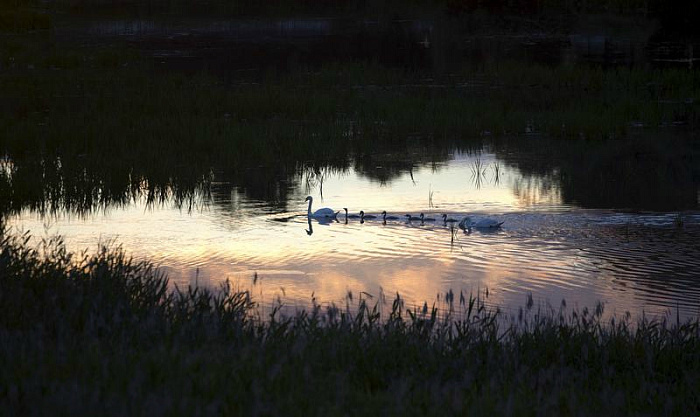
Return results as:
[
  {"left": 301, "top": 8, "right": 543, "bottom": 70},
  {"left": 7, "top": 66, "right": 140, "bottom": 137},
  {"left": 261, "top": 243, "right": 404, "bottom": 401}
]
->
[
  {"left": 2, "top": 2, "right": 699, "bottom": 414},
  {"left": 2, "top": 28, "right": 698, "bottom": 214},
  {"left": 2, "top": 1, "right": 698, "bottom": 160},
  {"left": 1, "top": 0, "right": 696, "bottom": 17},
  {"left": 1, "top": 1, "right": 698, "bottom": 213},
  {"left": 1, "top": 224, "right": 699, "bottom": 415},
  {"left": 2, "top": 32, "right": 698, "bottom": 161}
]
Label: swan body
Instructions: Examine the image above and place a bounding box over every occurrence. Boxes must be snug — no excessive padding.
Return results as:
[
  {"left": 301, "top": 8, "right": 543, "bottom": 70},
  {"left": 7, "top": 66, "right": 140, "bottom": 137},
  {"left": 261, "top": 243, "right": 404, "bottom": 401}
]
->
[
  {"left": 381, "top": 211, "right": 400, "bottom": 221},
  {"left": 458, "top": 217, "right": 472, "bottom": 230},
  {"left": 405, "top": 214, "right": 421, "bottom": 222},
  {"left": 306, "top": 196, "right": 338, "bottom": 219},
  {"left": 360, "top": 210, "right": 377, "bottom": 221},
  {"left": 420, "top": 213, "right": 436, "bottom": 222},
  {"left": 343, "top": 208, "right": 361, "bottom": 219},
  {"left": 459, "top": 216, "right": 504, "bottom": 230},
  {"left": 474, "top": 218, "right": 504, "bottom": 229}
]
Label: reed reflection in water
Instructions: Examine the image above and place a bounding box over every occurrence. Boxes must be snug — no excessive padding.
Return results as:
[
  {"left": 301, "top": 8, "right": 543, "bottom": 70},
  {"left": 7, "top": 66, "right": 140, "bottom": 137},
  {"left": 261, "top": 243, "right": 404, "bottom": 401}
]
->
[{"left": 6, "top": 150, "right": 700, "bottom": 320}]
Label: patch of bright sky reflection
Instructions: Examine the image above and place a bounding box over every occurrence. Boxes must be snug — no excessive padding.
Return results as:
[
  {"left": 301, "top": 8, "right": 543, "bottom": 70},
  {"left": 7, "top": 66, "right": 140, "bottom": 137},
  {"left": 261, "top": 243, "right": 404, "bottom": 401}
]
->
[{"left": 8, "top": 150, "right": 700, "bottom": 320}]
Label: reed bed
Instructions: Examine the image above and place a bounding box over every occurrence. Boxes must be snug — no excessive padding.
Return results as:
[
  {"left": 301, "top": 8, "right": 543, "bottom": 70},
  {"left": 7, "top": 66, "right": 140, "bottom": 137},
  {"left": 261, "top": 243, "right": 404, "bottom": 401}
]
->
[
  {"left": 7, "top": 0, "right": 662, "bottom": 17},
  {"left": 1, "top": 224, "right": 698, "bottom": 415},
  {"left": 2, "top": 22, "right": 698, "bottom": 167},
  {"left": 2, "top": 52, "right": 698, "bottom": 161},
  {"left": 1, "top": 27, "right": 697, "bottom": 215}
]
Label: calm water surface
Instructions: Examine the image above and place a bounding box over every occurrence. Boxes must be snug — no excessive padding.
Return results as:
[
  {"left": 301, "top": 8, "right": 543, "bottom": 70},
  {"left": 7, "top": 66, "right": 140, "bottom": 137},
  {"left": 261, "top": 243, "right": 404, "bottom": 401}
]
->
[{"left": 8, "top": 149, "right": 700, "bottom": 319}]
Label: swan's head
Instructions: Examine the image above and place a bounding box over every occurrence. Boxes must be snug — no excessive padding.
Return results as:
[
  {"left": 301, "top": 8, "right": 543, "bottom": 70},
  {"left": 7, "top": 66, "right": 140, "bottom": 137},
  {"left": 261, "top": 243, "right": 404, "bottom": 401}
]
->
[
  {"left": 442, "top": 214, "right": 447, "bottom": 220},
  {"left": 420, "top": 213, "right": 425, "bottom": 220},
  {"left": 381, "top": 211, "right": 387, "bottom": 216},
  {"left": 305, "top": 196, "right": 312, "bottom": 202},
  {"left": 343, "top": 207, "right": 348, "bottom": 213},
  {"left": 359, "top": 210, "right": 365, "bottom": 217}
]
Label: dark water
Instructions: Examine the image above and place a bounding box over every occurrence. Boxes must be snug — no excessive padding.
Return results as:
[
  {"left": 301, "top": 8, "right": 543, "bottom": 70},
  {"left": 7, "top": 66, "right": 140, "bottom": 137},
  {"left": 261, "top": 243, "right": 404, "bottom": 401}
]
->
[
  {"left": 3, "top": 10, "right": 699, "bottom": 319},
  {"left": 3, "top": 136, "right": 699, "bottom": 319}
]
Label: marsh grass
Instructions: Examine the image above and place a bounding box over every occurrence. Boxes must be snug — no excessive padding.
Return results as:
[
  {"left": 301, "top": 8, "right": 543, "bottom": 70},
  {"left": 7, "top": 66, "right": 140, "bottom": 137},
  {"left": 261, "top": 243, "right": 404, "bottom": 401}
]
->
[
  {"left": 0, "top": 32, "right": 698, "bottom": 215},
  {"left": 1, "top": 224, "right": 699, "bottom": 415},
  {"left": 2, "top": 34, "right": 698, "bottom": 165},
  {"left": 3, "top": 59, "right": 697, "bottom": 164},
  {"left": 674, "top": 213, "right": 685, "bottom": 228},
  {"left": 492, "top": 161, "right": 501, "bottom": 185},
  {"left": 27, "top": 0, "right": 660, "bottom": 17},
  {"left": 2, "top": 27, "right": 698, "bottom": 156}
]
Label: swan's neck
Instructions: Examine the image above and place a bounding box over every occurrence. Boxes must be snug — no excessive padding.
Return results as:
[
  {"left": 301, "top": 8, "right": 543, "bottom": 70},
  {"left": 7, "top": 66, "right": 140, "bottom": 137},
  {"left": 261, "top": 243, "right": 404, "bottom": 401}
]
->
[{"left": 307, "top": 199, "right": 312, "bottom": 217}]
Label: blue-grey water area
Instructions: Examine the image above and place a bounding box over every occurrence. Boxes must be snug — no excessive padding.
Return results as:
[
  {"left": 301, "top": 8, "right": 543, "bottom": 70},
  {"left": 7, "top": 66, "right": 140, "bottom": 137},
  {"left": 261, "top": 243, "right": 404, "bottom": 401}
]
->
[{"left": 5, "top": 139, "right": 700, "bottom": 320}]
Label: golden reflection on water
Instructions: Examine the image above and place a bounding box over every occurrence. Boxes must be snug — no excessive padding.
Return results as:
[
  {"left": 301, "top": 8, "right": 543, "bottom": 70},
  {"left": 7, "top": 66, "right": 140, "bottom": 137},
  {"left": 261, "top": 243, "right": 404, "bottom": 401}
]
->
[{"left": 8, "top": 151, "right": 700, "bottom": 320}]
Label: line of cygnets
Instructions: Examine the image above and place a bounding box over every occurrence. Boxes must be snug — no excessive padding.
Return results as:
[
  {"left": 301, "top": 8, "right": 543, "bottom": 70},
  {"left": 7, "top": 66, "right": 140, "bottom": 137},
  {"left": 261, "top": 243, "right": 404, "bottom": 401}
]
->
[{"left": 305, "top": 196, "right": 504, "bottom": 230}]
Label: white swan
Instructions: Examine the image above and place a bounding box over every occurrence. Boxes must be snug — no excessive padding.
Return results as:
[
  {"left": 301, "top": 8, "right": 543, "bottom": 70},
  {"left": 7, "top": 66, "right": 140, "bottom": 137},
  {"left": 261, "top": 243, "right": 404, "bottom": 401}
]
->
[
  {"left": 381, "top": 211, "right": 400, "bottom": 221},
  {"left": 459, "top": 216, "right": 504, "bottom": 230},
  {"left": 306, "top": 196, "right": 338, "bottom": 219}
]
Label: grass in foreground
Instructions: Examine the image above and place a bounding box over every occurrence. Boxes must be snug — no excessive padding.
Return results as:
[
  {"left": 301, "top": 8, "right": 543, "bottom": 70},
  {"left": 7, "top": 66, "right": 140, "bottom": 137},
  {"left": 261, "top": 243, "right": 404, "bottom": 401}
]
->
[{"left": 1, "top": 225, "right": 699, "bottom": 416}]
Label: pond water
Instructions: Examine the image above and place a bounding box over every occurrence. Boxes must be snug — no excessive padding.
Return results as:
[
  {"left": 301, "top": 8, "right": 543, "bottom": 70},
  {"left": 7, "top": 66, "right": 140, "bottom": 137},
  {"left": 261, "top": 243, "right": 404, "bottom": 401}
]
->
[
  {"left": 6, "top": 146, "right": 700, "bottom": 320},
  {"left": 4, "top": 10, "right": 700, "bottom": 321}
]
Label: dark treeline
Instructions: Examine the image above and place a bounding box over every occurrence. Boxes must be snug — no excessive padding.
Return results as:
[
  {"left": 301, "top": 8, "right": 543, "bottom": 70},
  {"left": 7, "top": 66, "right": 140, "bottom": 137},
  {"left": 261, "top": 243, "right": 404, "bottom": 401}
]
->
[
  {"left": 1, "top": 132, "right": 697, "bottom": 218},
  {"left": 493, "top": 135, "right": 699, "bottom": 211},
  {"left": 1, "top": 57, "right": 698, "bottom": 215},
  {"left": 3, "top": 0, "right": 700, "bottom": 20},
  {"left": 1, "top": 0, "right": 698, "bottom": 215}
]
